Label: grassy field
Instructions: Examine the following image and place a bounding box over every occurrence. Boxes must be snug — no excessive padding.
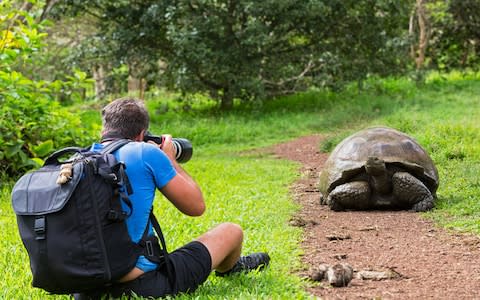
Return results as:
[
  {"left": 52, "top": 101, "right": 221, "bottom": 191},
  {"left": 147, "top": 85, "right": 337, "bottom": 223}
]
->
[{"left": 1, "top": 72, "right": 479, "bottom": 299}]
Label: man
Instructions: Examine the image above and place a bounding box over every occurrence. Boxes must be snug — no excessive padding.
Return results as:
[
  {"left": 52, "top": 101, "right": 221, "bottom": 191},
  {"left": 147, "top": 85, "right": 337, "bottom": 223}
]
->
[{"left": 77, "top": 98, "right": 269, "bottom": 299}]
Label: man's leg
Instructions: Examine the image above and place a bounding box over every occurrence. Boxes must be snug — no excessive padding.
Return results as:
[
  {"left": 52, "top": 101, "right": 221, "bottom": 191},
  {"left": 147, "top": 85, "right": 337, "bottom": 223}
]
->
[
  {"left": 195, "top": 222, "right": 270, "bottom": 276},
  {"left": 195, "top": 222, "right": 243, "bottom": 272}
]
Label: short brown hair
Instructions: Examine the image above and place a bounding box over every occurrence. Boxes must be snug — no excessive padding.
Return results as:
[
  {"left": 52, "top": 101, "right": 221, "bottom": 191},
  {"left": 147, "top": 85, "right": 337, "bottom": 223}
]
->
[{"left": 101, "top": 97, "right": 149, "bottom": 139}]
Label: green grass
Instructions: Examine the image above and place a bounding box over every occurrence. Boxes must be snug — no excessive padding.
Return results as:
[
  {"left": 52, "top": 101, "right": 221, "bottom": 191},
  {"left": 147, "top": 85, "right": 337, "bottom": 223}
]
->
[
  {"left": 370, "top": 73, "right": 480, "bottom": 233},
  {"left": 1, "top": 71, "right": 480, "bottom": 298},
  {"left": 158, "top": 156, "right": 307, "bottom": 299}
]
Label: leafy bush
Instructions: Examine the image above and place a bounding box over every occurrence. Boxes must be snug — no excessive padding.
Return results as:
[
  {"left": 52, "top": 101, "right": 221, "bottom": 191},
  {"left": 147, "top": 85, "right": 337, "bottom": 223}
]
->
[
  {"left": 0, "top": 96, "right": 94, "bottom": 177},
  {"left": 0, "top": 1, "right": 94, "bottom": 179}
]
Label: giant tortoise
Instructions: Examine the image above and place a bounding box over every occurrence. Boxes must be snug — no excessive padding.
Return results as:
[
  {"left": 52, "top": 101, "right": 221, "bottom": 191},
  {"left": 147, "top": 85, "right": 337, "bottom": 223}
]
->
[{"left": 319, "top": 126, "right": 439, "bottom": 212}]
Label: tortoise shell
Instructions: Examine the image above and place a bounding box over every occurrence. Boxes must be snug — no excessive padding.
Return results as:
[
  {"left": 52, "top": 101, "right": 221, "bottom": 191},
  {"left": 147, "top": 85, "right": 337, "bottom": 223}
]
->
[{"left": 319, "top": 126, "right": 439, "bottom": 197}]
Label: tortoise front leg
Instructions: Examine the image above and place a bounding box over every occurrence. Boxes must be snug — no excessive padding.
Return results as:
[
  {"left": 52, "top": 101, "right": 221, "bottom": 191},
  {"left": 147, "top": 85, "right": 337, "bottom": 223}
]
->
[
  {"left": 327, "top": 181, "right": 372, "bottom": 211},
  {"left": 392, "top": 172, "right": 435, "bottom": 212}
]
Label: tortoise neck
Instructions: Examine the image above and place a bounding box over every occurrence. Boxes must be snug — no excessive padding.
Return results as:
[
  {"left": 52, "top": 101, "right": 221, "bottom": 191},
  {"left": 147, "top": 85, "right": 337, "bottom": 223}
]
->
[
  {"left": 369, "top": 172, "right": 391, "bottom": 195},
  {"left": 365, "top": 158, "right": 391, "bottom": 195}
]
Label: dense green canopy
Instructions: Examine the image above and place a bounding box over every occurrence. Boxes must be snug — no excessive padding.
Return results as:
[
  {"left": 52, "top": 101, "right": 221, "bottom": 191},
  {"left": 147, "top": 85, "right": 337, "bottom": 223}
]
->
[{"left": 53, "top": 0, "right": 412, "bottom": 108}]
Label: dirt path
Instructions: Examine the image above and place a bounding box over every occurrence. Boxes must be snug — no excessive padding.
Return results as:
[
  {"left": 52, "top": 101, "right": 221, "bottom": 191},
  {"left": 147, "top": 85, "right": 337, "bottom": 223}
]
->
[{"left": 270, "top": 135, "right": 480, "bottom": 300}]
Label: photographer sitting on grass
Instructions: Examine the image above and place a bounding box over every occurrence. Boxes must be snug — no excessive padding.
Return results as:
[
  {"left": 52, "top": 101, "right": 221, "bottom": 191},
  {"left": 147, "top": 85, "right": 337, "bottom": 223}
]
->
[{"left": 76, "top": 98, "right": 269, "bottom": 299}]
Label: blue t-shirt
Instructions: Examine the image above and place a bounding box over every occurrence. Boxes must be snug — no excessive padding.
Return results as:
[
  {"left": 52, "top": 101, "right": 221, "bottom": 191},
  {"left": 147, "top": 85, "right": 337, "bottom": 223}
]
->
[{"left": 91, "top": 141, "right": 177, "bottom": 272}]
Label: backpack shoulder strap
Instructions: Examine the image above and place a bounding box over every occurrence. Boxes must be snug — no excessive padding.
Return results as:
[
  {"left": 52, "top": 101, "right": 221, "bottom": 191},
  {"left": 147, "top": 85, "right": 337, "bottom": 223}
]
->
[
  {"left": 100, "top": 139, "right": 131, "bottom": 155},
  {"left": 138, "top": 210, "right": 173, "bottom": 284},
  {"left": 98, "top": 138, "right": 134, "bottom": 217}
]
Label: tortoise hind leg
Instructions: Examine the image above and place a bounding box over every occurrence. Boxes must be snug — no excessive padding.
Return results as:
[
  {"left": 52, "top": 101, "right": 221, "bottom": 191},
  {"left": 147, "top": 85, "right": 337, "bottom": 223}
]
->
[
  {"left": 327, "top": 181, "right": 371, "bottom": 211},
  {"left": 392, "top": 172, "right": 434, "bottom": 212}
]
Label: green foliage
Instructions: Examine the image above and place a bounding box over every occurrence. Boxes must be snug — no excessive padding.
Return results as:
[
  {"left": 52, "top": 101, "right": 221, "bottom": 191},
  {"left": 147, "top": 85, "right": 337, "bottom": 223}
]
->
[
  {"left": 54, "top": 0, "right": 412, "bottom": 109},
  {"left": 25, "top": 0, "right": 479, "bottom": 109},
  {"left": 146, "top": 80, "right": 415, "bottom": 156},
  {"left": 0, "top": 1, "right": 95, "bottom": 178},
  {"left": 320, "top": 1, "right": 411, "bottom": 86},
  {"left": 427, "top": 0, "right": 480, "bottom": 71}
]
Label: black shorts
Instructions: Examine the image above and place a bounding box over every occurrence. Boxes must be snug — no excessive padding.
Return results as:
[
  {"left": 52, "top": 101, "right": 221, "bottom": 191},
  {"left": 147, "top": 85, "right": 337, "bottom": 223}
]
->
[{"left": 76, "top": 241, "right": 212, "bottom": 299}]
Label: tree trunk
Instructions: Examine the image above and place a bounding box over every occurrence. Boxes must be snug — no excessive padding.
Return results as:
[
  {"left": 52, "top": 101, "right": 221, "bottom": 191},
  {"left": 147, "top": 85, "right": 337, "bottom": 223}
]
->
[
  {"left": 409, "top": 6, "right": 416, "bottom": 60},
  {"left": 461, "top": 41, "right": 470, "bottom": 66},
  {"left": 410, "top": 0, "right": 430, "bottom": 70},
  {"left": 39, "top": 0, "right": 60, "bottom": 21},
  {"left": 220, "top": 91, "right": 234, "bottom": 110},
  {"left": 92, "top": 65, "right": 106, "bottom": 100},
  {"left": 127, "top": 62, "right": 147, "bottom": 100},
  {"left": 127, "top": 75, "right": 146, "bottom": 100},
  {"left": 139, "top": 78, "right": 146, "bottom": 100}
]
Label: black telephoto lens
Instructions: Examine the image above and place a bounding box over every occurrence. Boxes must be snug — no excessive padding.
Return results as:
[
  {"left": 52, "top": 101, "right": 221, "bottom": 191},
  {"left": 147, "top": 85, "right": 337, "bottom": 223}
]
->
[{"left": 172, "top": 138, "right": 193, "bottom": 163}]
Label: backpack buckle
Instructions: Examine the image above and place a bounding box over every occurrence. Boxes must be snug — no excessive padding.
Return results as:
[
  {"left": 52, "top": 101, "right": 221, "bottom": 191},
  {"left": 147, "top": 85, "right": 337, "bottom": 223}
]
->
[
  {"left": 34, "top": 216, "right": 46, "bottom": 240},
  {"left": 145, "top": 240, "right": 155, "bottom": 257}
]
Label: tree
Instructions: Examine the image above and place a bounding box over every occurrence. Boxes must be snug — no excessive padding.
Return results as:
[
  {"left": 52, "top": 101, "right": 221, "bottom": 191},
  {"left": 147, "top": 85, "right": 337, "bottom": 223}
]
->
[
  {"left": 162, "top": 0, "right": 336, "bottom": 109},
  {"left": 426, "top": 0, "right": 480, "bottom": 71},
  {"left": 317, "top": 0, "right": 411, "bottom": 89},
  {"left": 50, "top": 0, "right": 412, "bottom": 109}
]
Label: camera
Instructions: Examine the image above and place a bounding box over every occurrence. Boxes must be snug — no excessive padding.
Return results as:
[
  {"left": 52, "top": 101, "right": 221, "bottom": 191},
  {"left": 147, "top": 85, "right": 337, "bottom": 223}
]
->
[{"left": 143, "top": 132, "right": 193, "bottom": 163}]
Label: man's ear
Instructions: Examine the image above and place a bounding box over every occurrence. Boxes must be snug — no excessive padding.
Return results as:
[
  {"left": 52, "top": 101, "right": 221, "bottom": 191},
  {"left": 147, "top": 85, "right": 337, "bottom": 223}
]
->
[{"left": 135, "top": 129, "right": 146, "bottom": 142}]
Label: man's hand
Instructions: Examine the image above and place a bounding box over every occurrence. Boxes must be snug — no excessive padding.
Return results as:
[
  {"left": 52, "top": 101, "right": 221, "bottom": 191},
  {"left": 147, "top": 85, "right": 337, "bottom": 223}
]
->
[
  {"left": 158, "top": 134, "right": 177, "bottom": 162},
  {"left": 146, "top": 134, "right": 177, "bottom": 162}
]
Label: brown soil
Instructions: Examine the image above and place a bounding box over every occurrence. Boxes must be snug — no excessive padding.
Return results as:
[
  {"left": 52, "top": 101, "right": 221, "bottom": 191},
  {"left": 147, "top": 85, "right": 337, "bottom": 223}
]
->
[{"left": 269, "top": 135, "right": 480, "bottom": 300}]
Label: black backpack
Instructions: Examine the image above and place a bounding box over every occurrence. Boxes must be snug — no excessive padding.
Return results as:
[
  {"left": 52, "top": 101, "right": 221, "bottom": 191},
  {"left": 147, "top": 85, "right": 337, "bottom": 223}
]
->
[{"left": 11, "top": 140, "right": 171, "bottom": 294}]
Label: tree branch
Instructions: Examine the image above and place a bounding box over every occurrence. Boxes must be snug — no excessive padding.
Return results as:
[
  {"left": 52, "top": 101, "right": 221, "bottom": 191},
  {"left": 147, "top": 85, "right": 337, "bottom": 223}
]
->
[{"left": 263, "top": 59, "right": 315, "bottom": 88}]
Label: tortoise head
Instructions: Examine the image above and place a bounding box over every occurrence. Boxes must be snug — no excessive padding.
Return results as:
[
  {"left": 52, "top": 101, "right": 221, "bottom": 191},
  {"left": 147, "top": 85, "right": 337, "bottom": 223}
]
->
[
  {"left": 365, "top": 156, "right": 391, "bottom": 195},
  {"left": 365, "top": 156, "right": 386, "bottom": 176}
]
